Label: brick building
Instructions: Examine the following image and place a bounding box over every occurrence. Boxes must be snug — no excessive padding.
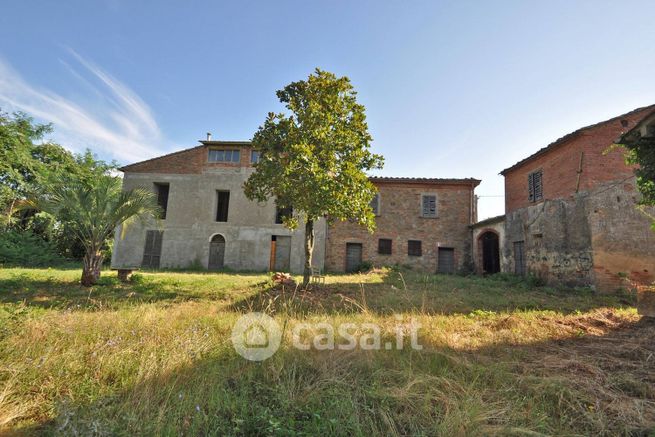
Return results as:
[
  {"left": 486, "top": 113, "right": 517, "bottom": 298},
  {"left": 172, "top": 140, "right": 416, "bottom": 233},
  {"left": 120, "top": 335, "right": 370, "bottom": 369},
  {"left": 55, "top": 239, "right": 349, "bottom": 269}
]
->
[
  {"left": 325, "top": 177, "right": 480, "bottom": 273},
  {"left": 489, "top": 105, "right": 655, "bottom": 291},
  {"left": 112, "top": 139, "right": 480, "bottom": 274}
]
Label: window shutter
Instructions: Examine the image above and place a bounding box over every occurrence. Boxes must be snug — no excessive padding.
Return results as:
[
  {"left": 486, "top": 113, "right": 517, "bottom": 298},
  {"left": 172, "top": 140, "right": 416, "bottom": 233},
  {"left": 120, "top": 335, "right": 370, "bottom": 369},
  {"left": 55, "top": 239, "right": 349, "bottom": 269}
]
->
[
  {"left": 422, "top": 195, "right": 436, "bottom": 217},
  {"left": 533, "top": 170, "right": 543, "bottom": 201},
  {"left": 370, "top": 194, "right": 379, "bottom": 215},
  {"left": 528, "top": 173, "right": 535, "bottom": 202}
]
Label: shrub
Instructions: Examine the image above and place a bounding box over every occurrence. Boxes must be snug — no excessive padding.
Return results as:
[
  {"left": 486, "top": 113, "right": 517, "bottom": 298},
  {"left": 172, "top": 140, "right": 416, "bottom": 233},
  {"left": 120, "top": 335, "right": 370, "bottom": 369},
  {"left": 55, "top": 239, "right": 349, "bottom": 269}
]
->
[{"left": 0, "top": 230, "right": 64, "bottom": 266}]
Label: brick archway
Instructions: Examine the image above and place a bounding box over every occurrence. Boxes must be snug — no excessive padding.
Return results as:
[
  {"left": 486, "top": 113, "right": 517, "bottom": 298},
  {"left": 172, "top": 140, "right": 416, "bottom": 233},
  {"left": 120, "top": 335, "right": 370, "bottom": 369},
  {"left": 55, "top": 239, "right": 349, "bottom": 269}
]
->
[{"left": 477, "top": 230, "right": 500, "bottom": 274}]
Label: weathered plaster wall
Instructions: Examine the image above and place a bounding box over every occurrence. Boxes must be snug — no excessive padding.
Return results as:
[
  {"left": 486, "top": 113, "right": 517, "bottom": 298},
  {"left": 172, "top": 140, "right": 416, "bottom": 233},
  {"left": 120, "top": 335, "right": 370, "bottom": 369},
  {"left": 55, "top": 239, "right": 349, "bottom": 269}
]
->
[
  {"left": 588, "top": 179, "right": 655, "bottom": 290},
  {"left": 504, "top": 195, "right": 595, "bottom": 287},
  {"left": 111, "top": 167, "right": 326, "bottom": 273},
  {"left": 503, "top": 178, "right": 655, "bottom": 291}
]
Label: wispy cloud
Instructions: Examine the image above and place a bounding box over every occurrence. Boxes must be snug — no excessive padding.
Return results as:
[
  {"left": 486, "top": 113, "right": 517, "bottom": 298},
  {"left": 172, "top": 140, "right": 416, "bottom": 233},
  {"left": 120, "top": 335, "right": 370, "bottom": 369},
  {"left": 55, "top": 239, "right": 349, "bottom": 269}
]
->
[{"left": 0, "top": 49, "right": 167, "bottom": 163}]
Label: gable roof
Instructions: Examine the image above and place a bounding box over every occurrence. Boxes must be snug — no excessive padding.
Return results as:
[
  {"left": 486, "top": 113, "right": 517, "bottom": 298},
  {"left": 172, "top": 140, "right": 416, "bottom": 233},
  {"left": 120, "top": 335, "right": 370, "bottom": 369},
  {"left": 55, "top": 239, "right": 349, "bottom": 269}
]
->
[
  {"left": 119, "top": 140, "right": 251, "bottom": 172},
  {"left": 500, "top": 104, "right": 655, "bottom": 176}
]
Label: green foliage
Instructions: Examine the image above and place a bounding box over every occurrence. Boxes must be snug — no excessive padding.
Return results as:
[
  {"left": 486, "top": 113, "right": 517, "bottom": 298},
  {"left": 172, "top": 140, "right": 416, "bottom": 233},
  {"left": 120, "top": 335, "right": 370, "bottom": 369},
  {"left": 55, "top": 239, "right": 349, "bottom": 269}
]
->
[
  {"left": 0, "top": 229, "right": 63, "bottom": 266},
  {"left": 244, "top": 69, "right": 384, "bottom": 229},
  {"left": 33, "top": 175, "right": 161, "bottom": 285},
  {"left": 622, "top": 137, "right": 655, "bottom": 206},
  {"left": 0, "top": 110, "right": 119, "bottom": 259}
]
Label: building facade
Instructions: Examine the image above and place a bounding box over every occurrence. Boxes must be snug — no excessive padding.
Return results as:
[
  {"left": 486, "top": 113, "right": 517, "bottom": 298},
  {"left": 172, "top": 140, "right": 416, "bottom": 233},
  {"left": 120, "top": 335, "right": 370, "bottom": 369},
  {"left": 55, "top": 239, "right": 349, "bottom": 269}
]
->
[
  {"left": 112, "top": 141, "right": 481, "bottom": 275},
  {"left": 325, "top": 177, "right": 480, "bottom": 273},
  {"left": 493, "top": 105, "right": 655, "bottom": 291},
  {"left": 111, "top": 140, "right": 326, "bottom": 273}
]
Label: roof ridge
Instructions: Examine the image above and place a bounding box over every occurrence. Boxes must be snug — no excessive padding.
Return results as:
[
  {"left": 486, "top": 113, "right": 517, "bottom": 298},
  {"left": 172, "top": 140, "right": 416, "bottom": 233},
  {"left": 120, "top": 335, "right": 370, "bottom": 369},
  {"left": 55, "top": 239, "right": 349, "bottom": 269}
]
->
[{"left": 500, "top": 104, "right": 655, "bottom": 175}]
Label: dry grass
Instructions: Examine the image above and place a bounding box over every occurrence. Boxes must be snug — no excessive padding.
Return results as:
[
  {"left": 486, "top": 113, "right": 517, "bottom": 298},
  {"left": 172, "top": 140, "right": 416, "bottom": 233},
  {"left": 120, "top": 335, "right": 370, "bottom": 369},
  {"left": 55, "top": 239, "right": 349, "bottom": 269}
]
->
[{"left": 0, "top": 267, "right": 652, "bottom": 436}]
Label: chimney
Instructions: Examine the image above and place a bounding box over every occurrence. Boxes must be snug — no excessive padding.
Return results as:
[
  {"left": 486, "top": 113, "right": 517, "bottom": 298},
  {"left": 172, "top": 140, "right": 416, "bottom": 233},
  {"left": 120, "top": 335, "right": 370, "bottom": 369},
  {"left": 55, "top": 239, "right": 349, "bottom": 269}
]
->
[{"left": 206, "top": 132, "right": 212, "bottom": 141}]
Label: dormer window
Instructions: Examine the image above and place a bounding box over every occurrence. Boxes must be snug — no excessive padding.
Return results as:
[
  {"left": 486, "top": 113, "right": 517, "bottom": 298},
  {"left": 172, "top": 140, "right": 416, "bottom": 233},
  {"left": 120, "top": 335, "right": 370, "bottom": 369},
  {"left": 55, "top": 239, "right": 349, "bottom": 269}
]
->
[{"left": 208, "top": 149, "right": 240, "bottom": 163}]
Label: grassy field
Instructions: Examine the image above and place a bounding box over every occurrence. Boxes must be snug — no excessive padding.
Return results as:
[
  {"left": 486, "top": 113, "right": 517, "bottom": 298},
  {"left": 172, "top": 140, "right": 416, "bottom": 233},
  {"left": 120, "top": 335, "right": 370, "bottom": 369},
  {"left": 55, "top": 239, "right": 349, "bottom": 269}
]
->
[{"left": 0, "top": 267, "right": 653, "bottom": 436}]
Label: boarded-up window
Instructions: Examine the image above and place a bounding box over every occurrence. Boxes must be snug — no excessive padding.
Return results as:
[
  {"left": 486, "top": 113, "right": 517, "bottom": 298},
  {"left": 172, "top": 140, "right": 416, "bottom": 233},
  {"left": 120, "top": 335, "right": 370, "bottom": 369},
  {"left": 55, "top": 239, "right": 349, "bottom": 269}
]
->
[
  {"left": 154, "top": 183, "right": 169, "bottom": 219},
  {"left": 514, "top": 241, "right": 526, "bottom": 275},
  {"left": 370, "top": 194, "right": 380, "bottom": 215},
  {"left": 378, "top": 238, "right": 392, "bottom": 255},
  {"left": 208, "top": 149, "right": 240, "bottom": 163},
  {"left": 528, "top": 170, "right": 543, "bottom": 203},
  {"left": 142, "top": 230, "right": 163, "bottom": 268},
  {"left": 216, "top": 191, "right": 230, "bottom": 222},
  {"left": 408, "top": 240, "right": 422, "bottom": 256},
  {"left": 421, "top": 195, "right": 437, "bottom": 217},
  {"left": 437, "top": 247, "right": 455, "bottom": 274}
]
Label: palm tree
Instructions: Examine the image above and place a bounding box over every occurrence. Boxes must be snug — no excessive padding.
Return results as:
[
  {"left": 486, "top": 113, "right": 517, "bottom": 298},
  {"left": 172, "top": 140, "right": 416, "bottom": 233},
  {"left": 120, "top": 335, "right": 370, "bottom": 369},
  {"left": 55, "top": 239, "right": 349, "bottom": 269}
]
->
[{"left": 35, "top": 175, "right": 160, "bottom": 286}]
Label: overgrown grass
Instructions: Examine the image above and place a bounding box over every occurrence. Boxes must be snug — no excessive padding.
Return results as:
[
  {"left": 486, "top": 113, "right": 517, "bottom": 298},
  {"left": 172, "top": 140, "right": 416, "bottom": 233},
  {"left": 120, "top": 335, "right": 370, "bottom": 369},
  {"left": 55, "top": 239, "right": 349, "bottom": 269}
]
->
[{"left": 0, "top": 267, "right": 653, "bottom": 436}]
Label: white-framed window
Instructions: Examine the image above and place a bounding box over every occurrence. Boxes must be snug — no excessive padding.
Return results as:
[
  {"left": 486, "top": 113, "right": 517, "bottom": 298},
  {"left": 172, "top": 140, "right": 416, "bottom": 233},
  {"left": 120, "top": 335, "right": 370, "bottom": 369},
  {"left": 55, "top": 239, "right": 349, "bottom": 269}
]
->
[
  {"left": 208, "top": 149, "right": 240, "bottom": 163},
  {"left": 421, "top": 194, "right": 437, "bottom": 218}
]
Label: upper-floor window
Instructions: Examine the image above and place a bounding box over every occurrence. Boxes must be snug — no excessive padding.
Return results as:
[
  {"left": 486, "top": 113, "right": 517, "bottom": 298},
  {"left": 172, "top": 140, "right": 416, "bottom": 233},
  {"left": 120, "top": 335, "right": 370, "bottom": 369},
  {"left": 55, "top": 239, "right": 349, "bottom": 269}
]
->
[
  {"left": 370, "top": 193, "right": 380, "bottom": 216},
  {"left": 275, "top": 205, "right": 293, "bottom": 224},
  {"left": 154, "top": 182, "right": 170, "bottom": 220},
  {"left": 528, "top": 169, "right": 543, "bottom": 203},
  {"left": 216, "top": 190, "right": 230, "bottom": 222},
  {"left": 251, "top": 150, "right": 261, "bottom": 164},
  {"left": 421, "top": 194, "right": 437, "bottom": 218},
  {"left": 208, "top": 149, "right": 240, "bottom": 163}
]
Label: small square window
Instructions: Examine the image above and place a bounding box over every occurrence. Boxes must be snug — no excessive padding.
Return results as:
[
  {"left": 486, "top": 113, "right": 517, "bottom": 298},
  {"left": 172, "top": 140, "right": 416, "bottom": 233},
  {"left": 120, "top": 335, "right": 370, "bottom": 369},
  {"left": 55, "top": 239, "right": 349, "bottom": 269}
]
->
[
  {"left": 421, "top": 195, "right": 437, "bottom": 217},
  {"left": 378, "top": 238, "right": 392, "bottom": 255},
  {"left": 408, "top": 240, "right": 422, "bottom": 256}
]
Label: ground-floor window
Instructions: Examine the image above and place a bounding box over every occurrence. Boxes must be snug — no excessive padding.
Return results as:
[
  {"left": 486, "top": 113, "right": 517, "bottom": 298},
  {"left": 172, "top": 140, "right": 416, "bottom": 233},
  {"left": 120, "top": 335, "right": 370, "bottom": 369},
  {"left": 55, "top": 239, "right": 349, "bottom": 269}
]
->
[
  {"left": 408, "top": 240, "right": 422, "bottom": 257},
  {"left": 378, "top": 238, "right": 392, "bottom": 255}
]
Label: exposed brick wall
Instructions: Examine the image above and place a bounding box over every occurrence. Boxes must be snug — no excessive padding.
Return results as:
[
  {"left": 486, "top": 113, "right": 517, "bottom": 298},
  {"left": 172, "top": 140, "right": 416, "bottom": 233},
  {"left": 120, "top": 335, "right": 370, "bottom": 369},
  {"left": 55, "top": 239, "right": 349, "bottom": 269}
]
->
[
  {"left": 325, "top": 181, "right": 477, "bottom": 273},
  {"left": 121, "top": 144, "right": 257, "bottom": 174},
  {"left": 501, "top": 106, "right": 655, "bottom": 292},
  {"left": 503, "top": 108, "right": 651, "bottom": 214}
]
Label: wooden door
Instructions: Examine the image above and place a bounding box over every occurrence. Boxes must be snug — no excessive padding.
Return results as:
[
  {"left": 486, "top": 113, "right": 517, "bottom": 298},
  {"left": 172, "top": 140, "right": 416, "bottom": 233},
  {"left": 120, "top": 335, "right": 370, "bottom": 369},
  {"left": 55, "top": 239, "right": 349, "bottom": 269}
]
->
[
  {"left": 209, "top": 235, "right": 225, "bottom": 270},
  {"left": 437, "top": 247, "right": 455, "bottom": 274},
  {"left": 142, "top": 230, "right": 163, "bottom": 268},
  {"left": 513, "top": 241, "right": 526, "bottom": 276},
  {"left": 345, "top": 243, "right": 363, "bottom": 272},
  {"left": 273, "top": 236, "right": 291, "bottom": 271}
]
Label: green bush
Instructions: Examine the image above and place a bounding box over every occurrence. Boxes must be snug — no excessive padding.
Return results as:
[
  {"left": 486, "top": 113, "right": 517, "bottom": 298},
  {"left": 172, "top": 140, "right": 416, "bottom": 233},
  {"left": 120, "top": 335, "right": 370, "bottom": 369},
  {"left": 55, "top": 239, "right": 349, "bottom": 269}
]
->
[{"left": 0, "top": 230, "right": 64, "bottom": 267}]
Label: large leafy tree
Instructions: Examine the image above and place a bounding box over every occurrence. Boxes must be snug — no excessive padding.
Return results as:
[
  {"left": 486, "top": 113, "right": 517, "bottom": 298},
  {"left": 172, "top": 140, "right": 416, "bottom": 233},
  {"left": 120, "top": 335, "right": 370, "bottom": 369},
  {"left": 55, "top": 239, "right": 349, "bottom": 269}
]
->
[
  {"left": 622, "top": 137, "right": 655, "bottom": 229},
  {"left": 33, "top": 175, "right": 160, "bottom": 286},
  {"left": 244, "top": 69, "right": 384, "bottom": 286}
]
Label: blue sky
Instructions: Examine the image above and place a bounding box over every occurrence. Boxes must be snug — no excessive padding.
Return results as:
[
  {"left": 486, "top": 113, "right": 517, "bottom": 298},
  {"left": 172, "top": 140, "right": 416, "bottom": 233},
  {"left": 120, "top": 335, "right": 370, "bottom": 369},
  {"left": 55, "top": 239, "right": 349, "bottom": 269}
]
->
[{"left": 1, "top": 0, "right": 654, "bottom": 219}]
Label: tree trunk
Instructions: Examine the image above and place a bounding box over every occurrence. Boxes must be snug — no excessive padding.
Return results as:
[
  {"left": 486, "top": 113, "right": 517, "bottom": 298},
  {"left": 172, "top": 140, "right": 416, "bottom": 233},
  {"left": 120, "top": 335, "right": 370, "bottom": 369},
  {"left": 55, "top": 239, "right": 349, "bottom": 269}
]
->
[
  {"left": 302, "top": 218, "right": 315, "bottom": 288},
  {"left": 81, "top": 250, "right": 104, "bottom": 287}
]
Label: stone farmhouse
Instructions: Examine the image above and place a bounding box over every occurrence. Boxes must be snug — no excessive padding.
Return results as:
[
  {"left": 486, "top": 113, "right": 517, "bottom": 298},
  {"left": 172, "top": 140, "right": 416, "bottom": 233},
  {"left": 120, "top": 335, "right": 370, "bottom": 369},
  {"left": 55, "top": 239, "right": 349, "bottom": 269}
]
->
[
  {"left": 112, "top": 105, "right": 655, "bottom": 290},
  {"left": 111, "top": 138, "right": 480, "bottom": 274},
  {"left": 471, "top": 105, "right": 655, "bottom": 292}
]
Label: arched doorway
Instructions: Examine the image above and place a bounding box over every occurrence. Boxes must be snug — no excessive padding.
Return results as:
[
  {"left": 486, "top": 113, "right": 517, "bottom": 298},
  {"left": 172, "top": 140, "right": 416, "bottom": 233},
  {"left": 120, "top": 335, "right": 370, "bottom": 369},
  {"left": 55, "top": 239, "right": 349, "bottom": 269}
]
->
[
  {"left": 208, "top": 234, "right": 225, "bottom": 270},
  {"left": 480, "top": 231, "right": 500, "bottom": 274}
]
